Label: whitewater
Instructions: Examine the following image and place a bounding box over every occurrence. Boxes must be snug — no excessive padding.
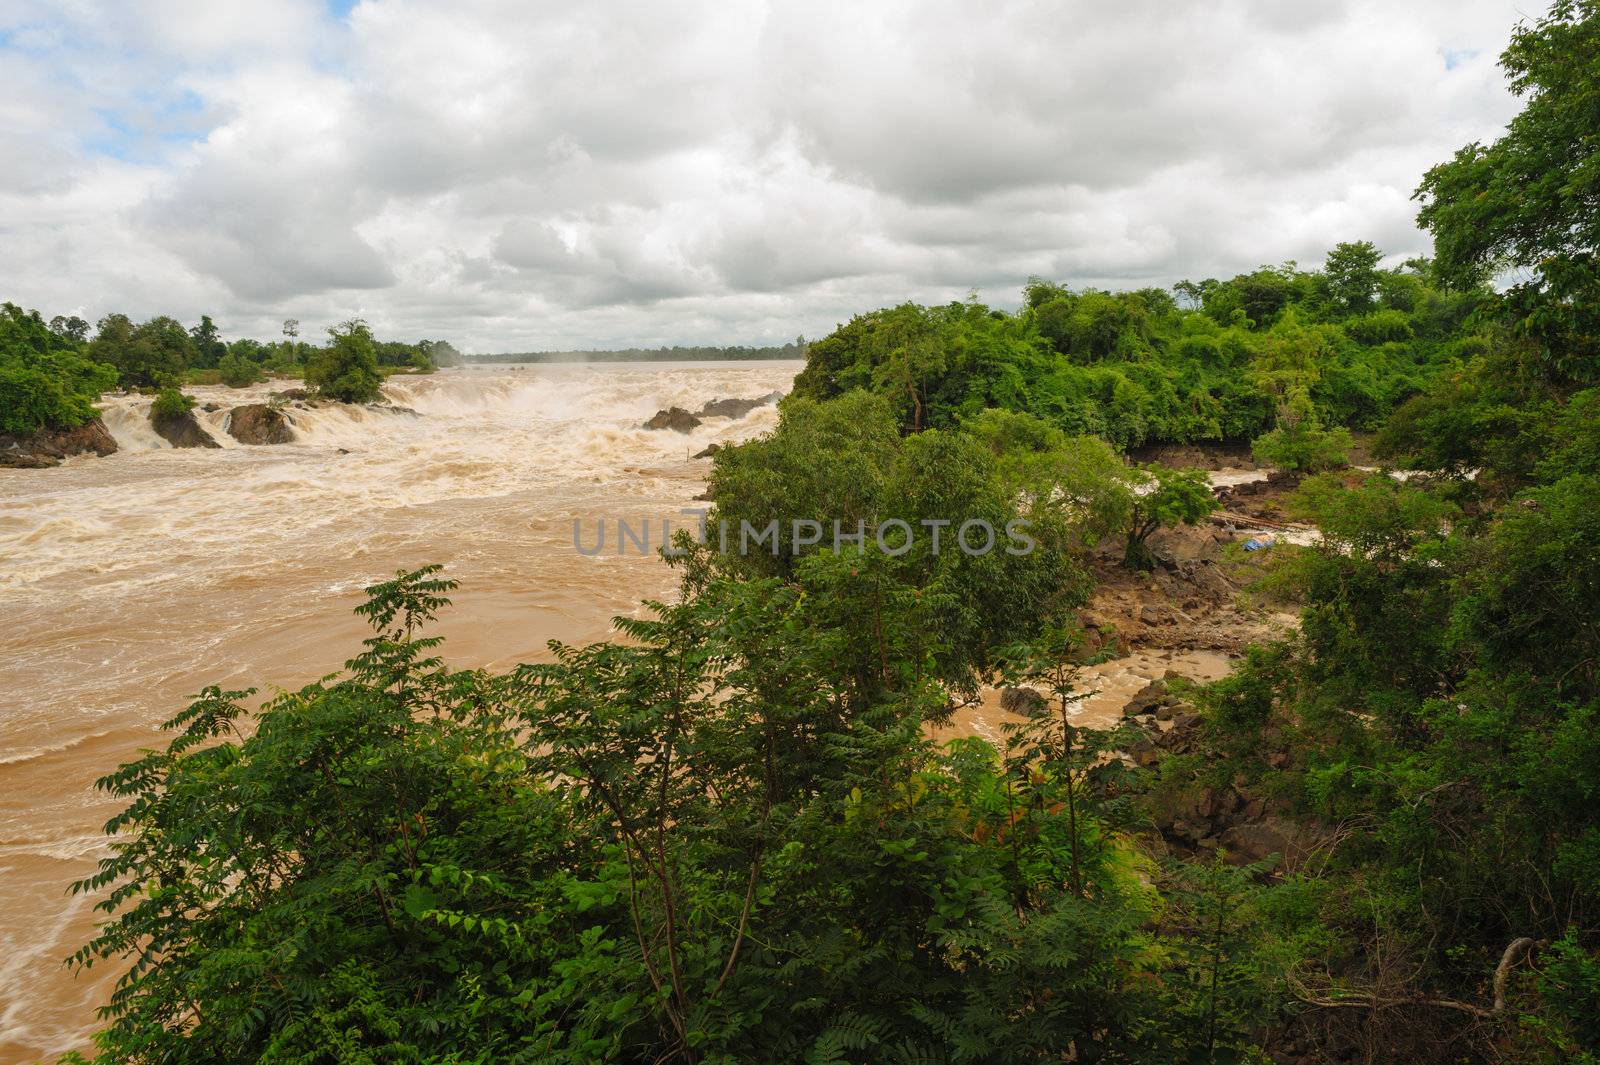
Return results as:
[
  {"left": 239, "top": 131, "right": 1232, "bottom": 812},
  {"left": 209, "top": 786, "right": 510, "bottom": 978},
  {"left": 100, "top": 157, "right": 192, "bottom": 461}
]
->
[{"left": 0, "top": 360, "right": 800, "bottom": 1063}]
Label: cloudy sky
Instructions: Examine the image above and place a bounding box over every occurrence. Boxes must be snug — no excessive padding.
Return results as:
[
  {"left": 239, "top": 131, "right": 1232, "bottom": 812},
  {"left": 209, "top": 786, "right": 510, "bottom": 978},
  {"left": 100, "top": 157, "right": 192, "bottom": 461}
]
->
[{"left": 1, "top": 1, "right": 1536, "bottom": 353}]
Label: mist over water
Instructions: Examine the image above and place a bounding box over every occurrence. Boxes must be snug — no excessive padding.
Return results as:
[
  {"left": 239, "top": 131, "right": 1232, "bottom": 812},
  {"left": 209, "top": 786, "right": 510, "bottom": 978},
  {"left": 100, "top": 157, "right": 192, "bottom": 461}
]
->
[{"left": 0, "top": 360, "right": 799, "bottom": 1062}]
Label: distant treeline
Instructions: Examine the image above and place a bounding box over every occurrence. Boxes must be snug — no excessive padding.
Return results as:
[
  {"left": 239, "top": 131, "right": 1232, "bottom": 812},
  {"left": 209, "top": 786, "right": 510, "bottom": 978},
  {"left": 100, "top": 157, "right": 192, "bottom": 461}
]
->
[
  {"left": 0, "top": 307, "right": 461, "bottom": 433},
  {"left": 478, "top": 338, "right": 808, "bottom": 363}
]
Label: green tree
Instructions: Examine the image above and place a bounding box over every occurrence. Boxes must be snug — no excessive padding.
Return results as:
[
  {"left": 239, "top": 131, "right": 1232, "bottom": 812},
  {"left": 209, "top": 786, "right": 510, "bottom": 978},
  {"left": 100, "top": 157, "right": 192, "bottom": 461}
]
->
[
  {"left": 89, "top": 314, "right": 191, "bottom": 389},
  {"left": 306, "top": 318, "right": 384, "bottom": 403},
  {"left": 49, "top": 314, "right": 89, "bottom": 344},
  {"left": 217, "top": 351, "right": 265, "bottom": 388},
  {"left": 1415, "top": 0, "right": 1600, "bottom": 380},
  {"left": 1321, "top": 240, "right": 1383, "bottom": 315},
  {"left": 1122, "top": 465, "right": 1216, "bottom": 570},
  {"left": 1251, "top": 385, "right": 1352, "bottom": 472},
  {"left": 188, "top": 315, "right": 226, "bottom": 369},
  {"left": 0, "top": 302, "right": 117, "bottom": 434}
]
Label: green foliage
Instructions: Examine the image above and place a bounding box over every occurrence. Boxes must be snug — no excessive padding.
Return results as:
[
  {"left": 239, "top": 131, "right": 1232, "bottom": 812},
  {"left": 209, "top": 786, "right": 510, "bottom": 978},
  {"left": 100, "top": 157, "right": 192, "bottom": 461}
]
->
[
  {"left": 1122, "top": 464, "right": 1216, "bottom": 570},
  {"left": 68, "top": 568, "right": 1294, "bottom": 1064},
  {"left": 706, "top": 393, "right": 1098, "bottom": 693},
  {"left": 89, "top": 313, "right": 194, "bottom": 389},
  {"left": 10, "top": 302, "right": 454, "bottom": 407},
  {"left": 0, "top": 301, "right": 117, "bottom": 434},
  {"left": 1320, "top": 240, "right": 1383, "bottom": 315},
  {"left": 1203, "top": 42, "right": 1600, "bottom": 1028},
  {"left": 306, "top": 318, "right": 384, "bottom": 403},
  {"left": 793, "top": 244, "right": 1482, "bottom": 451},
  {"left": 1250, "top": 387, "right": 1352, "bottom": 472},
  {"left": 149, "top": 387, "right": 196, "bottom": 418},
  {"left": 1415, "top": 0, "right": 1600, "bottom": 380},
  {"left": 217, "top": 351, "right": 265, "bottom": 388}
]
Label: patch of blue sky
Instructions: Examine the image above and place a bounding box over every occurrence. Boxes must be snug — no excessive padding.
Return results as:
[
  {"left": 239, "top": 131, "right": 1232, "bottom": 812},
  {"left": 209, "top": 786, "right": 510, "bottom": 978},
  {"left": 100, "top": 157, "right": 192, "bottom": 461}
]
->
[
  {"left": 86, "top": 90, "right": 211, "bottom": 162},
  {"left": 1442, "top": 48, "right": 1480, "bottom": 71}
]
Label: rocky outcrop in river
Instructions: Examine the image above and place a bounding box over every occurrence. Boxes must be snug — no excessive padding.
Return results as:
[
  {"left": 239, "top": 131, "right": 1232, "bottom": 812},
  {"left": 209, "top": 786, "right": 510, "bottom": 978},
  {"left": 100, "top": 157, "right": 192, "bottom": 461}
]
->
[
  {"left": 151, "top": 409, "right": 221, "bottom": 448},
  {"left": 646, "top": 392, "right": 783, "bottom": 433},
  {"left": 0, "top": 419, "right": 118, "bottom": 468},
  {"left": 643, "top": 407, "right": 702, "bottom": 432},
  {"left": 697, "top": 391, "right": 782, "bottom": 419},
  {"left": 226, "top": 404, "right": 294, "bottom": 445}
]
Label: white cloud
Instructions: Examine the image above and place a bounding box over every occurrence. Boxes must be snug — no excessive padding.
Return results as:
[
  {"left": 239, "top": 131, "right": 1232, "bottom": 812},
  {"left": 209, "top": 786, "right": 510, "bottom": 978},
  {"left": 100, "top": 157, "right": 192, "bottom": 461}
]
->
[{"left": 0, "top": 0, "right": 1538, "bottom": 351}]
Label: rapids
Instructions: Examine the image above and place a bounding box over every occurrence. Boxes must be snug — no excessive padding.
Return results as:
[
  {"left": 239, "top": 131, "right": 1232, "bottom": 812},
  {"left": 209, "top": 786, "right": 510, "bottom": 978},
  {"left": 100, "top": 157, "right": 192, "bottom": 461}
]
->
[{"left": 0, "top": 361, "right": 799, "bottom": 1062}]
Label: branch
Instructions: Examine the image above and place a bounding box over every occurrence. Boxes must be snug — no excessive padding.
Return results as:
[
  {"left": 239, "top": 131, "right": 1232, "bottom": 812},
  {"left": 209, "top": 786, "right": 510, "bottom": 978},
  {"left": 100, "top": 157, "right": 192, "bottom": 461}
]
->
[
  {"left": 1288, "top": 936, "right": 1541, "bottom": 1023},
  {"left": 1493, "top": 937, "right": 1537, "bottom": 1015}
]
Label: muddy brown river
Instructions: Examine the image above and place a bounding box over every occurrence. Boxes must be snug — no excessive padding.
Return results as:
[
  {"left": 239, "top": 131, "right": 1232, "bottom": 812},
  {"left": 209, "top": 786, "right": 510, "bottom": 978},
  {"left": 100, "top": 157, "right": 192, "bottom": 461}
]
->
[{"left": 0, "top": 361, "right": 798, "bottom": 1062}]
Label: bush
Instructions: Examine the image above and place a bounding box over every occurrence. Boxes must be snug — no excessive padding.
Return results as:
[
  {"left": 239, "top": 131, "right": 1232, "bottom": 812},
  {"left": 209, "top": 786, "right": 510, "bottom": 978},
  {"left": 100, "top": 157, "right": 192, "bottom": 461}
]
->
[
  {"left": 150, "top": 387, "right": 196, "bottom": 418},
  {"left": 305, "top": 318, "right": 383, "bottom": 403},
  {"left": 216, "top": 352, "right": 264, "bottom": 388},
  {"left": 1252, "top": 384, "right": 1352, "bottom": 472},
  {"left": 1251, "top": 423, "right": 1352, "bottom": 472}
]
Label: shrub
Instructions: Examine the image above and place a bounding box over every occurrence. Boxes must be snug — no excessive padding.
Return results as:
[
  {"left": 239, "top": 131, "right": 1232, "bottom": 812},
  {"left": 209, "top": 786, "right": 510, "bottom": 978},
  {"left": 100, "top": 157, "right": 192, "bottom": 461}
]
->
[
  {"left": 1252, "top": 385, "right": 1352, "bottom": 472},
  {"left": 150, "top": 387, "right": 196, "bottom": 418},
  {"left": 305, "top": 319, "right": 384, "bottom": 403},
  {"left": 216, "top": 352, "right": 264, "bottom": 388}
]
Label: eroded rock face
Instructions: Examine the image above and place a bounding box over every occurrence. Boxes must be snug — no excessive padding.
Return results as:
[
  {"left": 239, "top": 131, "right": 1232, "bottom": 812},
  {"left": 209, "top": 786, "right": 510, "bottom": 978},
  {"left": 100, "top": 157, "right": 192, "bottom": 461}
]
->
[
  {"left": 0, "top": 419, "right": 118, "bottom": 468},
  {"left": 226, "top": 404, "right": 294, "bottom": 445},
  {"left": 151, "top": 410, "right": 221, "bottom": 449},
  {"left": 643, "top": 407, "right": 702, "bottom": 433}
]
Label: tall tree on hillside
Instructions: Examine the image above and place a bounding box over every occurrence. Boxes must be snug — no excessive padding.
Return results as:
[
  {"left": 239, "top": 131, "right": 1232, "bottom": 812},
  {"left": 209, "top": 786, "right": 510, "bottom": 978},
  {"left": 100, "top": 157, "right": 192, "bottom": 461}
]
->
[
  {"left": 1321, "top": 240, "right": 1383, "bottom": 316},
  {"left": 189, "top": 316, "right": 226, "bottom": 369},
  {"left": 49, "top": 314, "right": 89, "bottom": 344}
]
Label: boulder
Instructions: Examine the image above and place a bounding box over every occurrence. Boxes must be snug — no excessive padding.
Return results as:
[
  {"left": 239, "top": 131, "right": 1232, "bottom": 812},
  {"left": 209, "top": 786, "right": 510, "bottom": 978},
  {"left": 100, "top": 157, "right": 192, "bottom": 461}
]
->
[
  {"left": 226, "top": 404, "right": 294, "bottom": 445},
  {"left": 1121, "top": 679, "right": 1169, "bottom": 717},
  {"left": 0, "top": 419, "right": 118, "bottom": 468},
  {"left": 151, "top": 409, "right": 221, "bottom": 448},
  {"left": 1128, "top": 739, "right": 1163, "bottom": 768},
  {"left": 693, "top": 442, "right": 723, "bottom": 459},
  {"left": 999, "top": 686, "right": 1048, "bottom": 717},
  {"left": 1219, "top": 816, "right": 1300, "bottom": 867},
  {"left": 643, "top": 407, "right": 702, "bottom": 433},
  {"left": 270, "top": 387, "right": 313, "bottom": 402}
]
